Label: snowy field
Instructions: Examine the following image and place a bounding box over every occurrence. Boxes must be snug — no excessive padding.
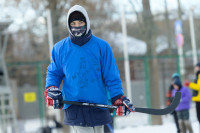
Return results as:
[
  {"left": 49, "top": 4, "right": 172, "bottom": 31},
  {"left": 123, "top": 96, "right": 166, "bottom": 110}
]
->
[
  {"left": 115, "top": 122, "right": 199, "bottom": 133},
  {"left": 16, "top": 115, "right": 199, "bottom": 133},
  {"left": 114, "top": 103, "right": 199, "bottom": 133},
  {"left": 7, "top": 103, "right": 199, "bottom": 133}
]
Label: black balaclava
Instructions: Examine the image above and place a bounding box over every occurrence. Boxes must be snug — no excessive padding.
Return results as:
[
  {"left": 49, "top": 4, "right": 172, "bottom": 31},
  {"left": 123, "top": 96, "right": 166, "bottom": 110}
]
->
[{"left": 69, "top": 11, "right": 87, "bottom": 37}]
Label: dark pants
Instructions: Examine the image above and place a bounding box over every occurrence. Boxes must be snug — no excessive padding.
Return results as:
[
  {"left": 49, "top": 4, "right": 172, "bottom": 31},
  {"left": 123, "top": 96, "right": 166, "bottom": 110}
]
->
[
  {"left": 63, "top": 105, "right": 112, "bottom": 127},
  {"left": 104, "top": 110, "right": 114, "bottom": 133},
  {"left": 177, "top": 110, "right": 189, "bottom": 120},
  {"left": 104, "top": 119, "right": 114, "bottom": 133},
  {"left": 196, "top": 102, "right": 200, "bottom": 123},
  {"left": 172, "top": 111, "right": 181, "bottom": 133}
]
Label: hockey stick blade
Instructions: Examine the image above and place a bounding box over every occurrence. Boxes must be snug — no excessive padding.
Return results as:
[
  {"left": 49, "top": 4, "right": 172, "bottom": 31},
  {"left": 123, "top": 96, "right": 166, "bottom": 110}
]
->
[
  {"left": 135, "top": 92, "right": 181, "bottom": 115},
  {"left": 63, "top": 92, "right": 181, "bottom": 115}
]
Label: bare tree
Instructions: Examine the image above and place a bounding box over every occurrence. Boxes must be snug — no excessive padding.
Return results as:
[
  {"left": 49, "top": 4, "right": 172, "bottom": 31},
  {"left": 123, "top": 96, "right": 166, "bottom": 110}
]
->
[{"left": 142, "top": 0, "right": 162, "bottom": 125}]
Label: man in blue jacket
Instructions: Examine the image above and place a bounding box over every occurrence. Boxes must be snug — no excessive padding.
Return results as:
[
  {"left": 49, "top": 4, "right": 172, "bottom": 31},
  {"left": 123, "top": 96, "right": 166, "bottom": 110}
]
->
[{"left": 44, "top": 5, "right": 135, "bottom": 133}]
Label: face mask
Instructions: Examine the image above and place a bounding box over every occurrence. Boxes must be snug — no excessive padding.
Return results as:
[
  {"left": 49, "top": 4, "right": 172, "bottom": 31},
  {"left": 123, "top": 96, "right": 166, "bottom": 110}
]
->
[{"left": 70, "top": 25, "right": 86, "bottom": 37}]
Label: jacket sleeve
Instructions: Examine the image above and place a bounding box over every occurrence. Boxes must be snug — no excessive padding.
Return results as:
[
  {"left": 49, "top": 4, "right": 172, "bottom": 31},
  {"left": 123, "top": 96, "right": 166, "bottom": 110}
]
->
[
  {"left": 180, "top": 88, "right": 192, "bottom": 103},
  {"left": 46, "top": 46, "right": 64, "bottom": 88},
  {"left": 101, "top": 43, "right": 124, "bottom": 98},
  {"left": 189, "top": 74, "right": 200, "bottom": 91}
]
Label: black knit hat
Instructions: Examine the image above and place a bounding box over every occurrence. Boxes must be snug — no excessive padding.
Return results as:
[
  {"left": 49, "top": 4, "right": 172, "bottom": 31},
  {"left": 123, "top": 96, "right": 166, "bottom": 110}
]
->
[
  {"left": 69, "top": 11, "right": 86, "bottom": 25},
  {"left": 173, "top": 78, "right": 182, "bottom": 89},
  {"left": 196, "top": 62, "right": 200, "bottom": 67}
]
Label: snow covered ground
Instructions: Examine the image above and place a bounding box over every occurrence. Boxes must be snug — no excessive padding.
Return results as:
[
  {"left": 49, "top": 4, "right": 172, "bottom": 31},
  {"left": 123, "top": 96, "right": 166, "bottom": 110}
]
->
[
  {"left": 16, "top": 116, "right": 199, "bottom": 133},
  {"left": 115, "top": 122, "right": 199, "bottom": 133},
  {"left": 11, "top": 103, "right": 199, "bottom": 133},
  {"left": 114, "top": 103, "right": 199, "bottom": 133}
]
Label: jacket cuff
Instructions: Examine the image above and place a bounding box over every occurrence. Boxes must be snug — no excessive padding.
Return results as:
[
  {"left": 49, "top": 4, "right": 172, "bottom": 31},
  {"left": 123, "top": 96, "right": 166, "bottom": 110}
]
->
[
  {"left": 46, "top": 86, "right": 58, "bottom": 89},
  {"left": 111, "top": 94, "right": 123, "bottom": 104},
  {"left": 44, "top": 86, "right": 58, "bottom": 97}
]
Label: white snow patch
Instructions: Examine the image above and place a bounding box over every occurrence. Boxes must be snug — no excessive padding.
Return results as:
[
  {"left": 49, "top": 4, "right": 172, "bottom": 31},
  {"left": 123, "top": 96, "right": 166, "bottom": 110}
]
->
[
  {"left": 115, "top": 122, "right": 199, "bottom": 133},
  {"left": 115, "top": 103, "right": 199, "bottom": 133},
  {"left": 23, "top": 119, "right": 41, "bottom": 132},
  {"left": 24, "top": 8, "right": 37, "bottom": 22},
  {"left": 107, "top": 32, "right": 147, "bottom": 55},
  {"left": 156, "top": 35, "right": 169, "bottom": 53},
  {"left": 0, "top": 0, "right": 39, "bottom": 33},
  {"left": 106, "top": 32, "right": 171, "bottom": 55},
  {"left": 17, "top": 104, "right": 199, "bottom": 133},
  {"left": 0, "top": 0, "right": 5, "bottom": 5}
]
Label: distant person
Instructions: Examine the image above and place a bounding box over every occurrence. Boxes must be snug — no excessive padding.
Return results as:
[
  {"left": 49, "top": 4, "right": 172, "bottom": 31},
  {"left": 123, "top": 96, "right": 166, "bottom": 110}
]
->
[
  {"left": 0, "top": 70, "right": 3, "bottom": 76},
  {"left": 166, "top": 73, "right": 181, "bottom": 133},
  {"left": 172, "top": 79, "right": 193, "bottom": 133},
  {"left": 0, "top": 70, "right": 4, "bottom": 83},
  {"left": 184, "top": 62, "right": 200, "bottom": 131},
  {"left": 44, "top": 5, "right": 135, "bottom": 133}
]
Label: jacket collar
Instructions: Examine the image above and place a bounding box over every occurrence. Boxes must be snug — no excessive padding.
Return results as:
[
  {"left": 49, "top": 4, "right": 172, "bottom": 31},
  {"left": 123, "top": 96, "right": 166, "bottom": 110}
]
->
[{"left": 69, "top": 30, "right": 92, "bottom": 46}]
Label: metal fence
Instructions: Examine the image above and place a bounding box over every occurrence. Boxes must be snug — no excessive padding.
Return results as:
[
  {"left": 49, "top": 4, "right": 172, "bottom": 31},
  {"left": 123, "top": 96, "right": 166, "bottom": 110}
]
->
[{"left": 6, "top": 53, "right": 199, "bottom": 120}]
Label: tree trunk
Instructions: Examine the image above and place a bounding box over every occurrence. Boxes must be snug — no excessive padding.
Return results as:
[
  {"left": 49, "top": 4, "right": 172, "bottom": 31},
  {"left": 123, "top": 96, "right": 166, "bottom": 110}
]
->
[
  {"left": 164, "top": 0, "right": 173, "bottom": 54},
  {"left": 47, "top": 0, "right": 62, "bottom": 43},
  {"left": 142, "top": 0, "right": 162, "bottom": 125}
]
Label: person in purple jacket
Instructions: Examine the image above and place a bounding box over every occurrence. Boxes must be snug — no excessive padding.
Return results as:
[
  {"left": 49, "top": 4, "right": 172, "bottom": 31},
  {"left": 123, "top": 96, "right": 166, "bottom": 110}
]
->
[{"left": 172, "top": 78, "right": 193, "bottom": 133}]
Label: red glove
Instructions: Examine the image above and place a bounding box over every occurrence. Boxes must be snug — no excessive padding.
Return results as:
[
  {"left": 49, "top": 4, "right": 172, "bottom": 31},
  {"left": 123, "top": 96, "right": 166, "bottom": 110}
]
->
[
  {"left": 44, "top": 86, "right": 55, "bottom": 107},
  {"left": 113, "top": 96, "right": 135, "bottom": 116},
  {"left": 44, "top": 86, "right": 63, "bottom": 109},
  {"left": 184, "top": 80, "right": 190, "bottom": 87}
]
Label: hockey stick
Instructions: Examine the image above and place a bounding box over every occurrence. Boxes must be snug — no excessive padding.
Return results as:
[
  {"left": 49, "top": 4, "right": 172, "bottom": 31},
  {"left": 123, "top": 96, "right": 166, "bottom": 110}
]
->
[
  {"left": 63, "top": 101, "right": 118, "bottom": 109},
  {"left": 63, "top": 92, "right": 181, "bottom": 115},
  {"left": 134, "top": 92, "right": 181, "bottom": 115}
]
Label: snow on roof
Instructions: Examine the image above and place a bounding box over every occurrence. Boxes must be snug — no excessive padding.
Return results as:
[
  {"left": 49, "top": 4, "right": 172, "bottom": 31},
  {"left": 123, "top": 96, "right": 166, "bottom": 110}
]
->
[
  {"left": 156, "top": 35, "right": 169, "bottom": 53},
  {"left": 107, "top": 32, "right": 147, "bottom": 55},
  {"left": 107, "top": 32, "right": 170, "bottom": 55},
  {"left": 0, "top": 20, "right": 12, "bottom": 32}
]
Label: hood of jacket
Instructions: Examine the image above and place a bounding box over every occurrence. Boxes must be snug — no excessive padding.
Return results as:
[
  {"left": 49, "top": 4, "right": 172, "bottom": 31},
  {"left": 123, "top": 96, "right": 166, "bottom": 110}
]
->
[{"left": 67, "top": 5, "right": 90, "bottom": 36}]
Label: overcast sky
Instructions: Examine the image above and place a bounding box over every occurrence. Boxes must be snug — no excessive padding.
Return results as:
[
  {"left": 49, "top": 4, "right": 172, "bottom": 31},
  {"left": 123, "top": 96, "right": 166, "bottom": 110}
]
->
[
  {"left": 151, "top": 0, "right": 200, "bottom": 13},
  {"left": 1, "top": 0, "right": 200, "bottom": 33},
  {"left": 112, "top": 0, "right": 200, "bottom": 22},
  {"left": 115, "top": 0, "right": 200, "bottom": 14}
]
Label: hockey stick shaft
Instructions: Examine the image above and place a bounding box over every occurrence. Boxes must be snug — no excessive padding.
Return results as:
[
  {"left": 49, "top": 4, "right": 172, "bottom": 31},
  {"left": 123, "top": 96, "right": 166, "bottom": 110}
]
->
[
  {"left": 63, "top": 92, "right": 181, "bottom": 115},
  {"left": 63, "top": 101, "right": 118, "bottom": 109}
]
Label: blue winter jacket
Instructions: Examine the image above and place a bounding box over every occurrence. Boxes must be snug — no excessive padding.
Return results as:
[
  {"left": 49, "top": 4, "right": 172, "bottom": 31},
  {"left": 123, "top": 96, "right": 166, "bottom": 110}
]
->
[
  {"left": 46, "top": 35, "right": 124, "bottom": 108},
  {"left": 45, "top": 34, "right": 124, "bottom": 126},
  {"left": 46, "top": 5, "right": 124, "bottom": 127}
]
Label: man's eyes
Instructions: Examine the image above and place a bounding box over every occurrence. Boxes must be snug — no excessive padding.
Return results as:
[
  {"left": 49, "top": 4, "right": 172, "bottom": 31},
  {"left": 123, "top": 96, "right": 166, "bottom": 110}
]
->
[
  {"left": 70, "top": 21, "right": 84, "bottom": 26},
  {"left": 80, "top": 21, "right": 86, "bottom": 25},
  {"left": 70, "top": 23, "right": 75, "bottom": 26}
]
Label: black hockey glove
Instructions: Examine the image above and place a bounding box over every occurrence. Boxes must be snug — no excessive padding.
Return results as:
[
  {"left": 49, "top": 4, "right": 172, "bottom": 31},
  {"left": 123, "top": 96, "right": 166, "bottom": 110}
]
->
[
  {"left": 44, "top": 86, "right": 63, "bottom": 109},
  {"left": 112, "top": 95, "right": 135, "bottom": 116}
]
